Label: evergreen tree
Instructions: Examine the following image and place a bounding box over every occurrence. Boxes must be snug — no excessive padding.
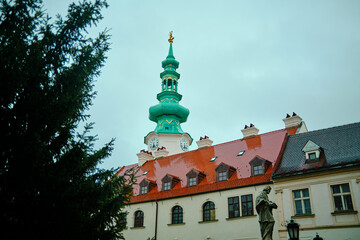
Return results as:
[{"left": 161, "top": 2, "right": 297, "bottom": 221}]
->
[{"left": 0, "top": 0, "right": 134, "bottom": 239}]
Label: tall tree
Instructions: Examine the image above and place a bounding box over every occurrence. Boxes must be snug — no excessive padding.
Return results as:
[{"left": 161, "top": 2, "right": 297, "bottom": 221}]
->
[{"left": 0, "top": 0, "right": 133, "bottom": 239}]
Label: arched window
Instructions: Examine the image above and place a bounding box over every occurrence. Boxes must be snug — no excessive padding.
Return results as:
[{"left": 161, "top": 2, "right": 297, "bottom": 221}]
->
[
  {"left": 203, "top": 201, "right": 216, "bottom": 221},
  {"left": 134, "top": 210, "right": 144, "bottom": 227},
  {"left": 172, "top": 206, "right": 183, "bottom": 224}
]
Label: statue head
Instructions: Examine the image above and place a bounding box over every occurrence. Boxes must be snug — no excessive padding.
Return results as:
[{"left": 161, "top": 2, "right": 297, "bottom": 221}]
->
[{"left": 263, "top": 185, "right": 271, "bottom": 194}]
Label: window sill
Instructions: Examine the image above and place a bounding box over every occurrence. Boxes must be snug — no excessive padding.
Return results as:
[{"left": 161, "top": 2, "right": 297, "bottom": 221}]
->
[
  {"left": 331, "top": 210, "right": 358, "bottom": 216},
  {"left": 130, "top": 226, "right": 145, "bottom": 229},
  {"left": 167, "top": 222, "right": 185, "bottom": 226},
  {"left": 226, "top": 215, "right": 257, "bottom": 221},
  {"left": 198, "top": 219, "right": 219, "bottom": 224},
  {"left": 292, "top": 214, "right": 315, "bottom": 219}
]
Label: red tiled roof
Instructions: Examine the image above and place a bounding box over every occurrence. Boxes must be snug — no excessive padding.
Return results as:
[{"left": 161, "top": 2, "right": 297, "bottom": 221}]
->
[{"left": 117, "top": 128, "right": 294, "bottom": 203}]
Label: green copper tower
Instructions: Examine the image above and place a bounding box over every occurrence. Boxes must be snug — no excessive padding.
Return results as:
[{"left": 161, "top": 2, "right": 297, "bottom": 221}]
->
[
  {"left": 149, "top": 33, "right": 190, "bottom": 134},
  {"left": 144, "top": 32, "right": 192, "bottom": 156}
]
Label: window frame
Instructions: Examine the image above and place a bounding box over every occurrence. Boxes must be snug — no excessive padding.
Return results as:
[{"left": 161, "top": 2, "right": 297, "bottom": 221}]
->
[
  {"left": 140, "top": 186, "right": 148, "bottom": 194},
  {"left": 186, "top": 169, "right": 206, "bottom": 187},
  {"left": 189, "top": 177, "right": 197, "bottom": 186},
  {"left": 139, "top": 179, "right": 156, "bottom": 195},
  {"left": 163, "top": 181, "right": 171, "bottom": 191},
  {"left": 292, "top": 188, "right": 312, "bottom": 215},
  {"left": 161, "top": 174, "right": 180, "bottom": 191},
  {"left": 215, "top": 163, "right": 235, "bottom": 182},
  {"left": 228, "top": 196, "right": 240, "bottom": 218},
  {"left": 308, "top": 152, "right": 316, "bottom": 160},
  {"left": 203, "top": 201, "right": 216, "bottom": 222},
  {"left": 134, "top": 210, "right": 144, "bottom": 228},
  {"left": 241, "top": 194, "right": 254, "bottom": 216},
  {"left": 253, "top": 165, "right": 263, "bottom": 175},
  {"left": 218, "top": 171, "right": 227, "bottom": 182},
  {"left": 330, "top": 183, "right": 354, "bottom": 212},
  {"left": 249, "top": 156, "right": 271, "bottom": 176},
  {"left": 171, "top": 206, "right": 183, "bottom": 224}
]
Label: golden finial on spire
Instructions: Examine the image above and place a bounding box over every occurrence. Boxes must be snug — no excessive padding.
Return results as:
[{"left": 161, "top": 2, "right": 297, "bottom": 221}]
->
[{"left": 168, "top": 31, "right": 174, "bottom": 44}]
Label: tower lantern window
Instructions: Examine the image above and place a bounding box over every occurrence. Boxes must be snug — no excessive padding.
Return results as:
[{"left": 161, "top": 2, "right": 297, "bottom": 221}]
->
[
  {"left": 167, "top": 79, "right": 172, "bottom": 89},
  {"left": 162, "top": 79, "right": 166, "bottom": 90}
]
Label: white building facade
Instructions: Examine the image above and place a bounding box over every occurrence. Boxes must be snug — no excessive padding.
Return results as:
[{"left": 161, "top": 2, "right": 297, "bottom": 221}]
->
[
  {"left": 123, "top": 185, "right": 280, "bottom": 240},
  {"left": 273, "top": 122, "right": 360, "bottom": 240}
]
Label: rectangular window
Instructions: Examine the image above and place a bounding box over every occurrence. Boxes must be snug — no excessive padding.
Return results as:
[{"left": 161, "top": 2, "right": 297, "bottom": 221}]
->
[
  {"left": 241, "top": 194, "right": 254, "bottom": 216},
  {"left": 218, "top": 171, "right": 227, "bottom": 181},
  {"left": 254, "top": 165, "right": 263, "bottom": 175},
  {"left": 189, "top": 177, "right": 197, "bottom": 186},
  {"left": 293, "top": 189, "right": 311, "bottom": 215},
  {"left": 331, "top": 183, "right": 354, "bottom": 212},
  {"left": 140, "top": 186, "right": 148, "bottom": 194},
  {"left": 163, "top": 182, "right": 171, "bottom": 191},
  {"left": 228, "top": 197, "right": 240, "bottom": 218},
  {"left": 308, "top": 152, "right": 316, "bottom": 160}
]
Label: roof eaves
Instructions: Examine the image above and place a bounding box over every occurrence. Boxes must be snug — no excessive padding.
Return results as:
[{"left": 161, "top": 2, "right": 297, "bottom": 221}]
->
[
  {"left": 129, "top": 180, "right": 273, "bottom": 204},
  {"left": 272, "top": 159, "right": 360, "bottom": 179}
]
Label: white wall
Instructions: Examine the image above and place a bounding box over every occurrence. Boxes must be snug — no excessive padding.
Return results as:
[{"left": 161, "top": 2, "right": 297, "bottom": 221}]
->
[
  {"left": 122, "top": 184, "right": 280, "bottom": 240},
  {"left": 275, "top": 170, "right": 360, "bottom": 240}
]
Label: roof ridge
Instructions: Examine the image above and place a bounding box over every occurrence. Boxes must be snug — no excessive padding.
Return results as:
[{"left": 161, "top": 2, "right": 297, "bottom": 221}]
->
[
  {"left": 148, "top": 128, "right": 287, "bottom": 165},
  {"left": 203, "top": 128, "right": 287, "bottom": 148},
  {"left": 290, "top": 121, "right": 360, "bottom": 138}
]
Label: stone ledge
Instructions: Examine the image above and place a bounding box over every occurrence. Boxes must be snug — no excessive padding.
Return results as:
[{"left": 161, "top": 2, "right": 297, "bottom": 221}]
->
[
  {"left": 226, "top": 214, "right": 257, "bottom": 221},
  {"left": 167, "top": 222, "right": 186, "bottom": 226},
  {"left": 292, "top": 214, "right": 315, "bottom": 219},
  {"left": 331, "top": 210, "right": 358, "bottom": 216},
  {"left": 198, "top": 219, "right": 219, "bottom": 224}
]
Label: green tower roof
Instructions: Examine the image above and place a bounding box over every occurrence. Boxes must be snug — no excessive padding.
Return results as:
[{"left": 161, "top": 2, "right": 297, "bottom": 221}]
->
[{"left": 148, "top": 32, "right": 190, "bottom": 134}]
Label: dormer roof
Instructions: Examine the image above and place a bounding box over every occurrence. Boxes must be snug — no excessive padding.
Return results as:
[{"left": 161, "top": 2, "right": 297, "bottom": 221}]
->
[{"left": 302, "top": 140, "right": 321, "bottom": 152}]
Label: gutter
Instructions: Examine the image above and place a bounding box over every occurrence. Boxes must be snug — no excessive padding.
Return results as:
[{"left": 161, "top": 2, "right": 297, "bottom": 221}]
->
[
  {"left": 155, "top": 200, "right": 158, "bottom": 240},
  {"left": 272, "top": 161, "right": 360, "bottom": 180}
]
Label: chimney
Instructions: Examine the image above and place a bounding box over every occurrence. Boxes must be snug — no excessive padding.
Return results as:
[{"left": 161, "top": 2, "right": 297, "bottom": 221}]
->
[
  {"left": 241, "top": 123, "right": 259, "bottom": 138},
  {"left": 153, "top": 146, "right": 169, "bottom": 159},
  {"left": 196, "top": 136, "right": 213, "bottom": 149},
  {"left": 283, "top": 112, "right": 302, "bottom": 129},
  {"left": 137, "top": 149, "right": 154, "bottom": 166}
]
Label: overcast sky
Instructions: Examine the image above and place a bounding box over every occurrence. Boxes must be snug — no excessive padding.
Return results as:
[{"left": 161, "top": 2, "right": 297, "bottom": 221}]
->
[{"left": 44, "top": 0, "right": 360, "bottom": 170}]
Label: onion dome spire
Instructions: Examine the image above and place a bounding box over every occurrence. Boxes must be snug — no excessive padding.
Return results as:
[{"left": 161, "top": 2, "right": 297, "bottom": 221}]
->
[{"left": 149, "top": 32, "right": 189, "bottom": 134}]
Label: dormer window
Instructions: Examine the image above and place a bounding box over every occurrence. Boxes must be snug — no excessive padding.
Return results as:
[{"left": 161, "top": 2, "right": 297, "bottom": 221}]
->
[
  {"left": 189, "top": 177, "right": 197, "bottom": 186},
  {"left": 215, "top": 163, "right": 236, "bottom": 182},
  {"left": 249, "top": 156, "right": 271, "bottom": 176},
  {"left": 141, "top": 186, "right": 148, "bottom": 194},
  {"left": 186, "top": 169, "right": 206, "bottom": 187},
  {"left": 139, "top": 179, "right": 157, "bottom": 195},
  {"left": 163, "top": 182, "right": 171, "bottom": 191},
  {"left": 253, "top": 165, "right": 263, "bottom": 175},
  {"left": 218, "top": 171, "right": 227, "bottom": 181},
  {"left": 302, "top": 140, "right": 322, "bottom": 163},
  {"left": 161, "top": 174, "right": 180, "bottom": 191},
  {"left": 308, "top": 152, "right": 316, "bottom": 161}
]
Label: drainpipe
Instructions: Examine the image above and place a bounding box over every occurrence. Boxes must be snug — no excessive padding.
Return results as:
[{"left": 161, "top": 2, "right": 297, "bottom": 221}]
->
[{"left": 155, "top": 200, "right": 158, "bottom": 240}]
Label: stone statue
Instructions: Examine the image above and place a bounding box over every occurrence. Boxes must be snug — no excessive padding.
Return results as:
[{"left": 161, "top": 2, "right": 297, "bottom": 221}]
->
[{"left": 255, "top": 186, "right": 278, "bottom": 240}]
